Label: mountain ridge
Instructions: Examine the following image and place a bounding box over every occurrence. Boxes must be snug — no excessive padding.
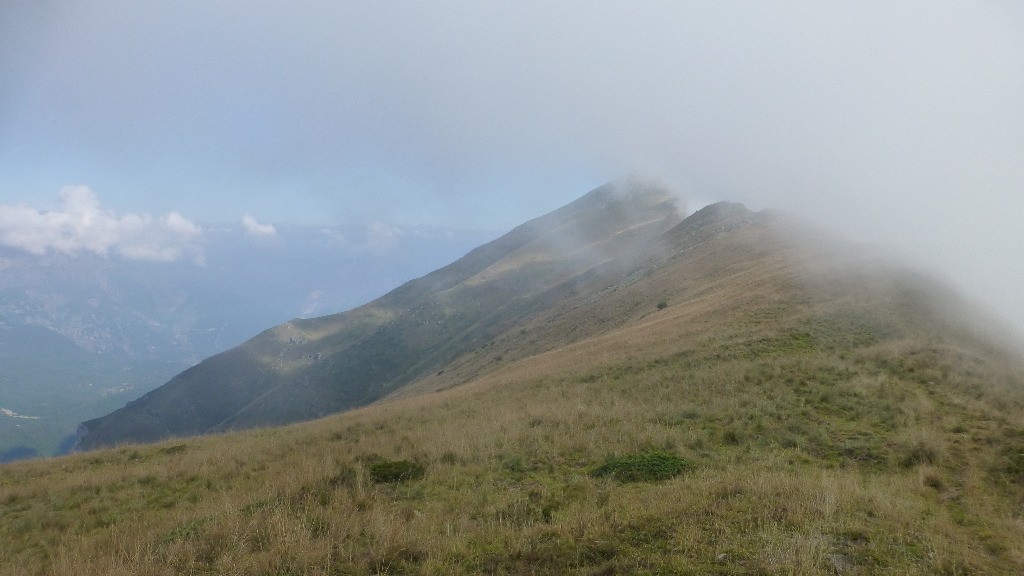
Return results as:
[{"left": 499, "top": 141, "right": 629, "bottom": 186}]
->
[
  {"left": 75, "top": 181, "right": 1019, "bottom": 451},
  {"left": 76, "top": 181, "right": 686, "bottom": 448}
]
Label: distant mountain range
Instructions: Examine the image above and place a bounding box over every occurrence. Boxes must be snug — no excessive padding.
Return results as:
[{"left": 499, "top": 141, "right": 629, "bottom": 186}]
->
[
  {"left": 0, "top": 224, "right": 493, "bottom": 460},
  {"left": 80, "top": 179, "right": 1015, "bottom": 450}
]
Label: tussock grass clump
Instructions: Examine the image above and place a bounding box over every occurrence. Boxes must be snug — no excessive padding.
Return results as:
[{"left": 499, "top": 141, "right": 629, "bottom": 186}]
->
[
  {"left": 367, "top": 459, "right": 425, "bottom": 483},
  {"left": 591, "top": 450, "right": 692, "bottom": 482},
  {"left": 992, "top": 439, "right": 1024, "bottom": 485}
]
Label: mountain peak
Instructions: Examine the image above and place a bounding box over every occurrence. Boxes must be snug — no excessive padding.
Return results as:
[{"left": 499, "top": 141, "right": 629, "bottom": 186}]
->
[
  {"left": 689, "top": 200, "right": 753, "bottom": 220},
  {"left": 76, "top": 181, "right": 686, "bottom": 449}
]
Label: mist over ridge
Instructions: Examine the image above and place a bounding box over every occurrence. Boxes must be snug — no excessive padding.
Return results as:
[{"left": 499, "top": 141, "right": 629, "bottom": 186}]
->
[{"left": 3, "top": 2, "right": 1022, "bottom": 333}]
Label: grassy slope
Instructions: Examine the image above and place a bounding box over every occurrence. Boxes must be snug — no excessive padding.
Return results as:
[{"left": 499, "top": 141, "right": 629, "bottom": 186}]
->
[{"left": 3, "top": 210, "right": 1024, "bottom": 575}]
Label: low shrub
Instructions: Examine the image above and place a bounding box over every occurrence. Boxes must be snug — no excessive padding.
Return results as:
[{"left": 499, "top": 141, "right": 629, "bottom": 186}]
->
[
  {"left": 368, "top": 459, "right": 426, "bottom": 483},
  {"left": 591, "top": 451, "right": 692, "bottom": 482}
]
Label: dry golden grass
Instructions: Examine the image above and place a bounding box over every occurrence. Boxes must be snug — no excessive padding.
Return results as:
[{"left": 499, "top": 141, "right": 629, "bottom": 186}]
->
[{"left": 4, "top": 317, "right": 1024, "bottom": 574}]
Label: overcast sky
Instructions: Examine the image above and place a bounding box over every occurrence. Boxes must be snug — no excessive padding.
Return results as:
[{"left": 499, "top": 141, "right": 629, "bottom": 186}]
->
[{"left": 1, "top": 2, "right": 1022, "bottom": 330}]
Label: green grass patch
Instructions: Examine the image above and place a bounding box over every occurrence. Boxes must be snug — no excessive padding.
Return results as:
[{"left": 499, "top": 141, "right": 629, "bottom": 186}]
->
[
  {"left": 992, "top": 441, "right": 1024, "bottom": 485},
  {"left": 367, "top": 459, "right": 426, "bottom": 483},
  {"left": 590, "top": 451, "right": 692, "bottom": 482}
]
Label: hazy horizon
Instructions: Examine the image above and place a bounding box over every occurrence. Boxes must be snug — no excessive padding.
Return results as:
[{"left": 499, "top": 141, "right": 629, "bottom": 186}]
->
[{"left": 2, "top": 2, "right": 1022, "bottom": 332}]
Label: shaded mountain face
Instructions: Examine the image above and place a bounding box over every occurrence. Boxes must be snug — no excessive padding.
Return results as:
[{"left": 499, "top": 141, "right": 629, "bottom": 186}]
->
[{"left": 75, "top": 180, "right": 1014, "bottom": 451}]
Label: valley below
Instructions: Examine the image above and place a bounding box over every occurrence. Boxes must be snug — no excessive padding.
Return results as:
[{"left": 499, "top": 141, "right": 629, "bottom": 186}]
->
[{"left": 0, "top": 225, "right": 491, "bottom": 461}]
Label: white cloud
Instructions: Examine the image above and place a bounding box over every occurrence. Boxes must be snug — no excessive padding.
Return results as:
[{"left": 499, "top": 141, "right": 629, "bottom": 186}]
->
[
  {"left": 301, "top": 290, "right": 325, "bottom": 318},
  {"left": 365, "top": 221, "right": 403, "bottom": 254},
  {"left": 241, "top": 213, "right": 277, "bottom": 236},
  {"left": 319, "top": 222, "right": 404, "bottom": 254},
  {"left": 319, "top": 228, "right": 348, "bottom": 247},
  {"left": 0, "top": 186, "right": 203, "bottom": 263},
  {"left": 164, "top": 211, "right": 201, "bottom": 236}
]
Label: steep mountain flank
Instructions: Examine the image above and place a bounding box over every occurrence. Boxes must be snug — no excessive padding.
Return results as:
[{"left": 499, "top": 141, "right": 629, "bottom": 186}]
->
[{"left": 76, "top": 181, "right": 684, "bottom": 448}]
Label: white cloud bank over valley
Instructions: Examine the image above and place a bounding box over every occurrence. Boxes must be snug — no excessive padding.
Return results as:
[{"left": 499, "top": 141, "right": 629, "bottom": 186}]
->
[{"left": 0, "top": 187, "right": 204, "bottom": 263}]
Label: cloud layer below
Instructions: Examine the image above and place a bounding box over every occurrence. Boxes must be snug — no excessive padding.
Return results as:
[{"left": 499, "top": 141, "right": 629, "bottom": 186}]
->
[{"left": 0, "top": 187, "right": 204, "bottom": 263}]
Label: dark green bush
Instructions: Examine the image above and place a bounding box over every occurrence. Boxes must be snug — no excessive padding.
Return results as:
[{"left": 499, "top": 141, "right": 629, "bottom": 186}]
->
[
  {"left": 368, "top": 459, "right": 426, "bottom": 483},
  {"left": 591, "top": 451, "right": 692, "bottom": 482},
  {"left": 993, "top": 443, "right": 1024, "bottom": 485}
]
